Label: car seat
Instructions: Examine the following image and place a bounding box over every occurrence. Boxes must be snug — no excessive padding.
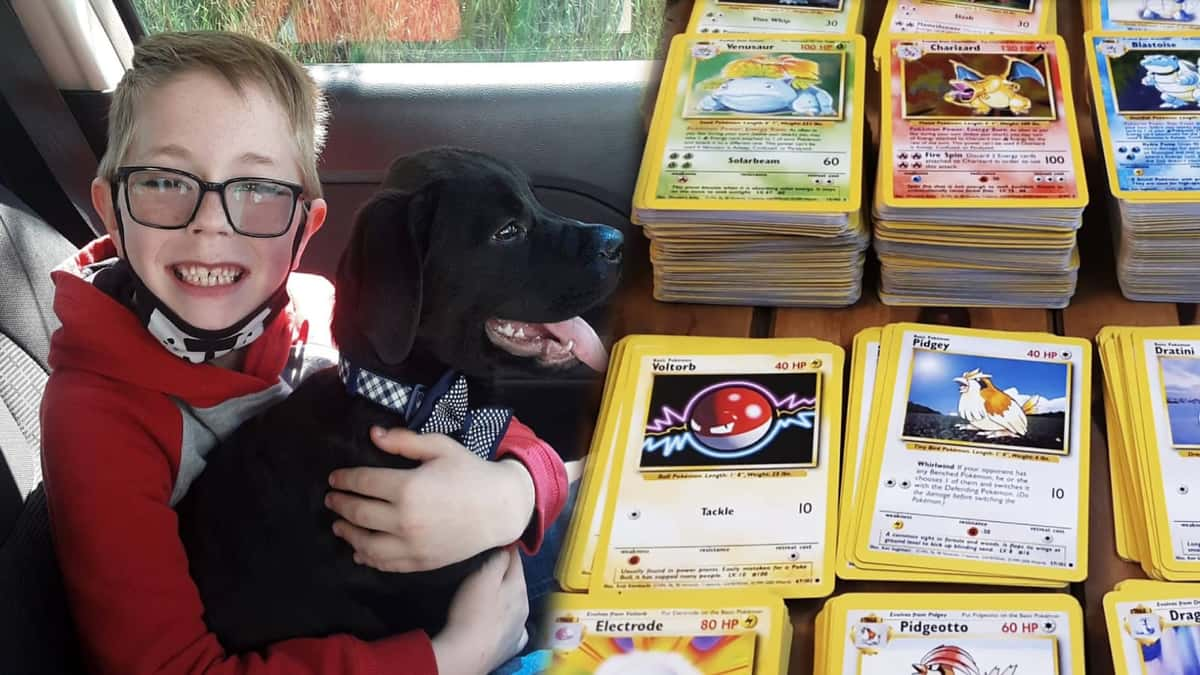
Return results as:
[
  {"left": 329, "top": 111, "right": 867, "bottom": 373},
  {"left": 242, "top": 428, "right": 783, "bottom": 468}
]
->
[{"left": 0, "top": 182, "right": 86, "bottom": 673}]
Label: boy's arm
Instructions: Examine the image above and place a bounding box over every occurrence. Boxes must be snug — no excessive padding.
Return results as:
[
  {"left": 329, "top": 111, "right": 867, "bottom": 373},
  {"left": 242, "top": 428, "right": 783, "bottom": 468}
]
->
[
  {"left": 41, "top": 373, "right": 436, "bottom": 675},
  {"left": 493, "top": 417, "right": 568, "bottom": 554}
]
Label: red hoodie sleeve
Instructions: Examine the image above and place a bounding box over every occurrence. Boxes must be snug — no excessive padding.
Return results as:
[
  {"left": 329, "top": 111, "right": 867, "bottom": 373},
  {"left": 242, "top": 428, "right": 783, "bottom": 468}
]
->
[
  {"left": 40, "top": 371, "right": 438, "bottom": 675},
  {"left": 493, "top": 417, "right": 567, "bottom": 555}
]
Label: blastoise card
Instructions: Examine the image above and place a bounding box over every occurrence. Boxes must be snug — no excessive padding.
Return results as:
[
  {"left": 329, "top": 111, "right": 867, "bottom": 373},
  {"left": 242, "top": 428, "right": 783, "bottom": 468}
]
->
[
  {"left": 856, "top": 326, "right": 1090, "bottom": 581},
  {"left": 1089, "top": 34, "right": 1200, "bottom": 200},
  {"left": 882, "top": 36, "right": 1086, "bottom": 209},
  {"left": 592, "top": 346, "right": 842, "bottom": 597}
]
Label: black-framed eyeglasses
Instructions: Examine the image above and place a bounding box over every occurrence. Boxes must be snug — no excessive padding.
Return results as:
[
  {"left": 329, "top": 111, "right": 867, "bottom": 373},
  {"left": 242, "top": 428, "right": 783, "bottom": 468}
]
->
[{"left": 113, "top": 166, "right": 306, "bottom": 238}]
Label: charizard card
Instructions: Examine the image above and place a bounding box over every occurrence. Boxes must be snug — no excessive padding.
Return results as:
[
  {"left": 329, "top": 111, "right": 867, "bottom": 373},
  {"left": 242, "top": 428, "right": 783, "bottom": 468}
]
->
[
  {"left": 590, "top": 339, "right": 843, "bottom": 597},
  {"left": 1088, "top": 33, "right": 1200, "bottom": 201},
  {"left": 880, "top": 36, "right": 1088, "bottom": 210},
  {"left": 853, "top": 325, "right": 1090, "bottom": 582}
]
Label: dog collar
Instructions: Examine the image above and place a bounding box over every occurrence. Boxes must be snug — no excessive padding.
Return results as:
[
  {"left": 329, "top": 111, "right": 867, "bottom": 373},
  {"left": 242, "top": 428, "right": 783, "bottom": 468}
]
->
[{"left": 337, "top": 357, "right": 513, "bottom": 460}]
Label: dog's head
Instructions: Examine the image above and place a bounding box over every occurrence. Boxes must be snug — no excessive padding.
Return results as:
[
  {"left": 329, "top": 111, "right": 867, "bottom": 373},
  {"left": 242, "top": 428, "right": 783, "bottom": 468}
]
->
[{"left": 332, "top": 147, "right": 623, "bottom": 377}]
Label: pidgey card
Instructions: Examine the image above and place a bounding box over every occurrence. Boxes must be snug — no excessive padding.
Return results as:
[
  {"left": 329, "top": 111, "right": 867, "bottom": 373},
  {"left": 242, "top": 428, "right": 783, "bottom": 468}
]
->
[
  {"left": 591, "top": 340, "right": 843, "bottom": 598},
  {"left": 881, "top": 36, "right": 1087, "bottom": 210},
  {"left": 854, "top": 325, "right": 1090, "bottom": 581}
]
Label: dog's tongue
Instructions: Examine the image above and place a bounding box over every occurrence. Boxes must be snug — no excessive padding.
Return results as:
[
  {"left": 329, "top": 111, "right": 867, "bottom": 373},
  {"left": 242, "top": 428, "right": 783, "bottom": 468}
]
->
[{"left": 544, "top": 317, "right": 608, "bottom": 372}]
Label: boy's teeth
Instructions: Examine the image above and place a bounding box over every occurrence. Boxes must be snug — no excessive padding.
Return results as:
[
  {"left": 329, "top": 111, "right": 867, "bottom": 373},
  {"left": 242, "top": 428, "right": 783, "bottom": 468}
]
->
[{"left": 174, "top": 264, "right": 243, "bottom": 287}]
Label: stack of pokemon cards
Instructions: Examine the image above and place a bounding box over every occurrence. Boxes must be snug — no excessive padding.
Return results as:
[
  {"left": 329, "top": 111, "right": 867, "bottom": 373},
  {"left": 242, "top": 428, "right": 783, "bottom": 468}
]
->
[
  {"left": 1084, "top": 0, "right": 1200, "bottom": 31},
  {"left": 687, "top": 0, "right": 864, "bottom": 36},
  {"left": 872, "top": 35, "right": 1088, "bottom": 308},
  {"left": 538, "top": 591, "right": 792, "bottom": 674},
  {"left": 1104, "top": 579, "right": 1200, "bottom": 675},
  {"left": 876, "top": 0, "right": 1057, "bottom": 66},
  {"left": 556, "top": 334, "right": 844, "bottom": 599},
  {"left": 1098, "top": 325, "right": 1200, "bottom": 581},
  {"left": 837, "top": 323, "right": 1091, "bottom": 585},
  {"left": 815, "top": 592, "right": 1086, "bottom": 675},
  {"left": 632, "top": 34, "right": 869, "bottom": 306},
  {"left": 1085, "top": 32, "right": 1200, "bottom": 302}
]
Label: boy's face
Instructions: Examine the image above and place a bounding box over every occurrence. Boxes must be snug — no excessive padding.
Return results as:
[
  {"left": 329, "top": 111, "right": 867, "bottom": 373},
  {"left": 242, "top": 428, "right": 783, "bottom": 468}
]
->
[{"left": 93, "top": 69, "right": 326, "bottom": 331}]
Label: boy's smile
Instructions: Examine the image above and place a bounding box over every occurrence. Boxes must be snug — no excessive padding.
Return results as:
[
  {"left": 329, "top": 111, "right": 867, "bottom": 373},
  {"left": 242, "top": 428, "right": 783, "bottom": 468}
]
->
[{"left": 95, "top": 69, "right": 326, "bottom": 332}]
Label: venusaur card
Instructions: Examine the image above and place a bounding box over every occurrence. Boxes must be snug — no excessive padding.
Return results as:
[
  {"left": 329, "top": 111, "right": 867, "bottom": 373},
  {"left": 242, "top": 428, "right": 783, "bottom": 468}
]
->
[
  {"left": 1087, "top": 32, "right": 1200, "bottom": 201},
  {"left": 589, "top": 338, "right": 844, "bottom": 597},
  {"left": 879, "top": 35, "right": 1087, "bottom": 210},
  {"left": 853, "top": 325, "right": 1090, "bottom": 582},
  {"left": 636, "top": 34, "right": 865, "bottom": 217}
]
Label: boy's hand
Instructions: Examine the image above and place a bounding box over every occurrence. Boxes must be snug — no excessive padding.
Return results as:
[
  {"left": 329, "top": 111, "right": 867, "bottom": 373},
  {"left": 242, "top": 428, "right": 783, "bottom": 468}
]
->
[
  {"left": 432, "top": 547, "right": 529, "bottom": 675},
  {"left": 325, "top": 427, "right": 536, "bottom": 572}
]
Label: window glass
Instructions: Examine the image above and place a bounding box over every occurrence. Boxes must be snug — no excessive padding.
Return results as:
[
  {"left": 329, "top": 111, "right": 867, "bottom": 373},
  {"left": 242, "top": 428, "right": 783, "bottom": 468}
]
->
[{"left": 131, "top": 0, "right": 673, "bottom": 62}]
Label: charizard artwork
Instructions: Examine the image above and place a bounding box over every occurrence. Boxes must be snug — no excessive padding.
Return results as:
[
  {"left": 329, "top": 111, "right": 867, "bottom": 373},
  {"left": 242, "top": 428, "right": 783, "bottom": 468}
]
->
[{"left": 943, "top": 56, "right": 1047, "bottom": 115}]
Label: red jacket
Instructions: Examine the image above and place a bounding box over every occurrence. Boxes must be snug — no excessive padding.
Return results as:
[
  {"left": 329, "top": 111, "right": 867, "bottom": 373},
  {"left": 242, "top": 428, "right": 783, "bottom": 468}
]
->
[{"left": 40, "top": 238, "right": 567, "bottom": 675}]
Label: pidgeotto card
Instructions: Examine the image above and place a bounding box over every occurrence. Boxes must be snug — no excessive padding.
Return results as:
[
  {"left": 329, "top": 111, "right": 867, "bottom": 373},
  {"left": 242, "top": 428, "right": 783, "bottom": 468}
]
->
[
  {"left": 820, "top": 593, "right": 1085, "bottom": 675},
  {"left": 852, "top": 324, "right": 1091, "bottom": 582},
  {"left": 588, "top": 337, "right": 844, "bottom": 598}
]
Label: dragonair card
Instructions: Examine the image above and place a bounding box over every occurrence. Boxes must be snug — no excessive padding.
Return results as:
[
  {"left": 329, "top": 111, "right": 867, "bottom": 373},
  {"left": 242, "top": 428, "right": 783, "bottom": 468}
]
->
[
  {"left": 880, "top": 36, "right": 1087, "bottom": 210},
  {"left": 853, "top": 325, "right": 1090, "bottom": 582},
  {"left": 825, "top": 593, "right": 1084, "bottom": 675},
  {"left": 1094, "top": 0, "right": 1200, "bottom": 31},
  {"left": 687, "top": 0, "right": 863, "bottom": 35},
  {"left": 590, "top": 340, "right": 843, "bottom": 597},
  {"left": 1088, "top": 33, "right": 1200, "bottom": 200},
  {"left": 882, "top": 0, "right": 1052, "bottom": 36},
  {"left": 1106, "top": 586, "right": 1200, "bottom": 675}
]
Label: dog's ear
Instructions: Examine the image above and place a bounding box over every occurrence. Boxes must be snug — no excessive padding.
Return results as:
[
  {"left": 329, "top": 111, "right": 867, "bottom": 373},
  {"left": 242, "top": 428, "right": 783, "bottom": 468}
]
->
[{"left": 335, "top": 189, "right": 434, "bottom": 365}]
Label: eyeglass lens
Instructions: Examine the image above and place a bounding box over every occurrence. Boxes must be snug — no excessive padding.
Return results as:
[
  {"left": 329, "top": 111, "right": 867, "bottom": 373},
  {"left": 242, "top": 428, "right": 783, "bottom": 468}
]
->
[{"left": 125, "top": 169, "right": 297, "bottom": 236}]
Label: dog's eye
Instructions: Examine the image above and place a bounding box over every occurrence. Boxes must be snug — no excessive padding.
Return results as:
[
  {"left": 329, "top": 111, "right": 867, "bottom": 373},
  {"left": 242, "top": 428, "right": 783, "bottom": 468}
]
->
[{"left": 492, "top": 221, "right": 526, "bottom": 242}]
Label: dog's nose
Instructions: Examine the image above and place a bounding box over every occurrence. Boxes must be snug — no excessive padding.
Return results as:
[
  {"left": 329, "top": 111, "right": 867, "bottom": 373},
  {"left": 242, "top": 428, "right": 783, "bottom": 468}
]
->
[{"left": 598, "top": 228, "right": 623, "bottom": 264}]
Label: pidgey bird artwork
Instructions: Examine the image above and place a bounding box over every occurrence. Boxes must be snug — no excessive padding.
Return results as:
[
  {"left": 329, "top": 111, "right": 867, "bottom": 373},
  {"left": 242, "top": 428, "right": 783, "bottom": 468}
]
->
[{"left": 902, "top": 349, "right": 1072, "bottom": 455}]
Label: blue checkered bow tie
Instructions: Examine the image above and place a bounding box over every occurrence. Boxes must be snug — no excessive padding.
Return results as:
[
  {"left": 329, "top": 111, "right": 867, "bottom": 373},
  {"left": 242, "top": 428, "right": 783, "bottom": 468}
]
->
[{"left": 337, "top": 357, "right": 513, "bottom": 460}]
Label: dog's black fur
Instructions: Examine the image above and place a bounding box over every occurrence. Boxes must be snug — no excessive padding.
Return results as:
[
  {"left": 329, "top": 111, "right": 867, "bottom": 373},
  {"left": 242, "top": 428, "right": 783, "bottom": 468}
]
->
[{"left": 175, "top": 147, "right": 622, "bottom": 652}]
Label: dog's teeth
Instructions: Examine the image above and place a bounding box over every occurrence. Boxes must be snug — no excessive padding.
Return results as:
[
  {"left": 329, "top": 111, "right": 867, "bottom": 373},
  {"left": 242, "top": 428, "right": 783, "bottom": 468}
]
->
[
  {"left": 565, "top": 339, "right": 575, "bottom": 352},
  {"left": 515, "top": 327, "right": 525, "bottom": 338}
]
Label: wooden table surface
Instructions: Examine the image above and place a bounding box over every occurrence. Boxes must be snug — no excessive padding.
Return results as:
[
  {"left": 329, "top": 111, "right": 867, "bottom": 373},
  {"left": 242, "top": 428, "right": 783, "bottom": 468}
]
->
[{"left": 587, "top": 1, "right": 1195, "bottom": 673}]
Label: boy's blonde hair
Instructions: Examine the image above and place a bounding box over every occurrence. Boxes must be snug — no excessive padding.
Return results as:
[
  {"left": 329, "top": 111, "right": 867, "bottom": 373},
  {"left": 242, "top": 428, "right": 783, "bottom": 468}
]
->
[{"left": 97, "top": 31, "right": 329, "bottom": 197}]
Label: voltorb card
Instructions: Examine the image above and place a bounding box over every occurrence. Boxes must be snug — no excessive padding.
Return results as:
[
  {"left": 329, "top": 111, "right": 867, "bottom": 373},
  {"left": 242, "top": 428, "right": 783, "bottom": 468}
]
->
[
  {"left": 880, "top": 36, "right": 1088, "bottom": 210},
  {"left": 591, "top": 340, "right": 843, "bottom": 597},
  {"left": 1088, "top": 33, "right": 1200, "bottom": 201},
  {"left": 688, "top": 0, "right": 863, "bottom": 35},
  {"left": 854, "top": 325, "right": 1090, "bottom": 582},
  {"left": 882, "top": 0, "right": 1053, "bottom": 36}
]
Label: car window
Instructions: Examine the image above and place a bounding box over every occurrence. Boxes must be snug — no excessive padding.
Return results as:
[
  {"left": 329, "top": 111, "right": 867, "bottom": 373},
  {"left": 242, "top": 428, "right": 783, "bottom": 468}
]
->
[{"left": 131, "top": 0, "right": 672, "bottom": 62}]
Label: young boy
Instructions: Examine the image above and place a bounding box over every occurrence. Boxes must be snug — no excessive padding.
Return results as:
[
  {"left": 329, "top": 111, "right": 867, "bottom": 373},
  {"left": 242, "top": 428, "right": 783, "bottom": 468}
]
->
[{"left": 40, "top": 30, "right": 567, "bottom": 674}]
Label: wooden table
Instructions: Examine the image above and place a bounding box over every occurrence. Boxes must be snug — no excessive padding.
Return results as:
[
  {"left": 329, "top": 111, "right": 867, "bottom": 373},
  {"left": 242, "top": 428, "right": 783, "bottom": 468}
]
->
[{"left": 585, "top": 1, "right": 1198, "bottom": 673}]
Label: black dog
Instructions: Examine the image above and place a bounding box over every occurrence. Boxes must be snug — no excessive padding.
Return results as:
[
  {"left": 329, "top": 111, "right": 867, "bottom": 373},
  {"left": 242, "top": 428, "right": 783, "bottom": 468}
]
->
[{"left": 175, "top": 147, "right": 623, "bottom": 652}]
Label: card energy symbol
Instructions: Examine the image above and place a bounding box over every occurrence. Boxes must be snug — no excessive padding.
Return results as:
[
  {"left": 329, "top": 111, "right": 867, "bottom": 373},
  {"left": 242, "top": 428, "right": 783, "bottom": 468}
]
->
[
  {"left": 944, "top": 56, "right": 1046, "bottom": 115},
  {"left": 912, "top": 645, "right": 1017, "bottom": 675}
]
